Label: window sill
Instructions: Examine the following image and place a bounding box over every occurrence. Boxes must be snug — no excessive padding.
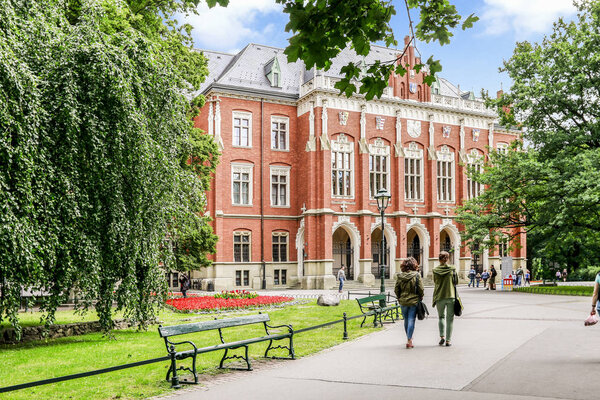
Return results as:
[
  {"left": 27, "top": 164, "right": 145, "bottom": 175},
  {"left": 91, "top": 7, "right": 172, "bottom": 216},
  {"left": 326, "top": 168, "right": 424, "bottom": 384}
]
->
[
  {"left": 232, "top": 145, "right": 252, "bottom": 149},
  {"left": 271, "top": 148, "right": 290, "bottom": 152},
  {"left": 232, "top": 204, "right": 254, "bottom": 207}
]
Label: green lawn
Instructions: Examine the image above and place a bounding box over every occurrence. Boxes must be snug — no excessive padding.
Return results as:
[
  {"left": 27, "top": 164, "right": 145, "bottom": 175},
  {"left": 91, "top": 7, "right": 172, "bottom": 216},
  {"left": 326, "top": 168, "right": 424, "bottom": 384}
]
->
[
  {"left": 513, "top": 285, "right": 594, "bottom": 296},
  {"left": 0, "top": 301, "right": 381, "bottom": 400}
]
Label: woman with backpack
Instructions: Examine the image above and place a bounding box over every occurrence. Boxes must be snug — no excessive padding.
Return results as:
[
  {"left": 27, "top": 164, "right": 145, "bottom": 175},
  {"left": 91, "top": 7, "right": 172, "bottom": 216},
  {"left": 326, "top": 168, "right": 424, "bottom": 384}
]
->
[
  {"left": 394, "top": 257, "right": 424, "bottom": 349},
  {"left": 590, "top": 272, "right": 600, "bottom": 318}
]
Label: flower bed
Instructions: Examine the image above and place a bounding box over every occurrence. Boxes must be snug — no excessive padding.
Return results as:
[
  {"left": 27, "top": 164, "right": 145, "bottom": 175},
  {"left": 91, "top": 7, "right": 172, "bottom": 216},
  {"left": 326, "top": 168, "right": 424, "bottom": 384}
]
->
[{"left": 166, "top": 292, "right": 294, "bottom": 312}]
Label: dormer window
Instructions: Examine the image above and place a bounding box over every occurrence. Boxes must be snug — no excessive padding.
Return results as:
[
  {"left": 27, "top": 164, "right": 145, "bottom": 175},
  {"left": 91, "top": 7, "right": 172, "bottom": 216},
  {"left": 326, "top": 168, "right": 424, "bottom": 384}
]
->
[{"left": 265, "top": 56, "right": 282, "bottom": 88}]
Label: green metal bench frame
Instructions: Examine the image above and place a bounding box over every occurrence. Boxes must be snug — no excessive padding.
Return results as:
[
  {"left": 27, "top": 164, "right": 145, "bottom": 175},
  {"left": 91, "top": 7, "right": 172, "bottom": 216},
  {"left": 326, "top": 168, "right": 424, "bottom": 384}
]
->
[
  {"left": 158, "top": 313, "right": 294, "bottom": 388},
  {"left": 356, "top": 294, "right": 401, "bottom": 327}
]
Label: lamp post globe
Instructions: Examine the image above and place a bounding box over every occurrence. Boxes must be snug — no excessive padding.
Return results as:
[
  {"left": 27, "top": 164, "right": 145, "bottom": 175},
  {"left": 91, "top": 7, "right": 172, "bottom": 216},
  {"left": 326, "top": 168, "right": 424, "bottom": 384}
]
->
[{"left": 374, "top": 189, "right": 391, "bottom": 308}]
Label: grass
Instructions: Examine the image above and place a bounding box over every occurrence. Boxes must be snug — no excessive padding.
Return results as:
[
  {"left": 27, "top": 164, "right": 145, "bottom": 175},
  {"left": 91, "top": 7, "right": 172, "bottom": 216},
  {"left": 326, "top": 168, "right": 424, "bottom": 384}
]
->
[
  {"left": 513, "top": 285, "right": 594, "bottom": 296},
  {"left": 0, "top": 300, "right": 381, "bottom": 400}
]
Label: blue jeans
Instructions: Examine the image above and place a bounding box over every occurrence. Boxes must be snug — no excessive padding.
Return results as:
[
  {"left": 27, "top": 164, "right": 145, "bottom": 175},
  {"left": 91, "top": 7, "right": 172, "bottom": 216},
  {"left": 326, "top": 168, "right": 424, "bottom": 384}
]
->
[
  {"left": 468, "top": 277, "right": 475, "bottom": 287},
  {"left": 338, "top": 278, "right": 344, "bottom": 291},
  {"left": 517, "top": 276, "right": 522, "bottom": 286},
  {"left": 400, "top": 305, "right": 417, "bottom": 340}
]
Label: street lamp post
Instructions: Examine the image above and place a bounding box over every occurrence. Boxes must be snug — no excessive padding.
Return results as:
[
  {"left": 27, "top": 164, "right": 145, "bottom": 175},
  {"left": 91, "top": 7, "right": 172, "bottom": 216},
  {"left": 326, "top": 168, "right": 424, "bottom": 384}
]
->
[{"left": 375, "top": 189, "right": 391, "bottom": 309}]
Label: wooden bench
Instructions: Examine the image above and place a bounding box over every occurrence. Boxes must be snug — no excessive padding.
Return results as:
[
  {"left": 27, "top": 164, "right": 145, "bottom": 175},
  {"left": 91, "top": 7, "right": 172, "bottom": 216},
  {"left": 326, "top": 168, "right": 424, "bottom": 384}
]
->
[
  {"left": 356, "top": 294, "right": 401, "bottom": 327},
  {"left": 158, "top": 313, "right": 294, "bottom": 388}
]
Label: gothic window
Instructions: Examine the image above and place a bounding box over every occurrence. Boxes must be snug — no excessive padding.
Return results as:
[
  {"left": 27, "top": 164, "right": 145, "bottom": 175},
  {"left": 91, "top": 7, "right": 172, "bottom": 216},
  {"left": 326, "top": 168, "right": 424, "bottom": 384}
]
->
[
  {"left": 272, "top": 233, "right": 288, "bottom": 262},
  {"left": 232, "top": 163, "right": 252, "bottom": 205},
  {"left": 404, "top": 142, "right": 423, "bottom": 201},
  {"left": 331, "top": 133, "right": 354, "bottom": 197},
  {"left": 271, "top": 116, "right": 288, "bottom": 150},
  {"left": 270, "top": 166, "right": 290, "bottom": 207},
  {"left": 233, "top": 231, "right": 251, "bottom": 262},
  {"left": 436, "top": 145, "right": 455, "bottom": 202},
  {"left": 467, "top": 149, "right": 484, "bottom": 199},
  {"left": 369, "top": 138, "right": 390, "bottom": 198},
  {"left": 232, "top": 111, "right": 252, "bottom": 147}
]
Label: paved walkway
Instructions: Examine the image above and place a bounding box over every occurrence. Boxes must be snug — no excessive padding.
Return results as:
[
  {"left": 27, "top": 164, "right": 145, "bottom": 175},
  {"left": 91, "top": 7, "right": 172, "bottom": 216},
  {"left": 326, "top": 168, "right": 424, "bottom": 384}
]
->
[{"left": 164, "top": 288, "right": 600, "bottom": 400}]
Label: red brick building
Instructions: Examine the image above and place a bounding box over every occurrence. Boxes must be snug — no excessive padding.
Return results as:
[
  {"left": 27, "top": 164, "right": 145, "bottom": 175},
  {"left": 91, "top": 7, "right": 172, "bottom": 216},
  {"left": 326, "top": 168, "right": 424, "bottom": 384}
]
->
[{"left": 190, "top": 39, "right": 526, "bottom": 291}]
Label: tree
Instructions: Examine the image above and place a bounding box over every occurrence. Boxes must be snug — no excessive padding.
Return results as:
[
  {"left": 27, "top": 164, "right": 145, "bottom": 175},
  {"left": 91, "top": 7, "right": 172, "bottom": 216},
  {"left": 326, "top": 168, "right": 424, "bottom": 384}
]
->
[
  {"left": 277, "top": 0, "right": 478, "bottom": 99},
  {"left": 0, "top": 0, "right": 219, "bottom": 335},
  {"left": 458, "top": 1, "right": 600, "bottom": 269}
]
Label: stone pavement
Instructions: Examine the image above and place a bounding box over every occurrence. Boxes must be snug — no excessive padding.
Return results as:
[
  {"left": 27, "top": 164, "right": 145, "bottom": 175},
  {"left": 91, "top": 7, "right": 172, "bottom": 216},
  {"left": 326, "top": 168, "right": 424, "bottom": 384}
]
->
[{"left": 163, "top": 287, "right": 600, "bottom": 400}]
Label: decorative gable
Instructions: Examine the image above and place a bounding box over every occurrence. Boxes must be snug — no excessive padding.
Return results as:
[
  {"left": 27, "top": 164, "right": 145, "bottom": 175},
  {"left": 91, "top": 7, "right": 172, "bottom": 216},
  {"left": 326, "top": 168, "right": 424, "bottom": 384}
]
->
[{"left": 264, "top": 56, "right": 282, "bottom": 88}]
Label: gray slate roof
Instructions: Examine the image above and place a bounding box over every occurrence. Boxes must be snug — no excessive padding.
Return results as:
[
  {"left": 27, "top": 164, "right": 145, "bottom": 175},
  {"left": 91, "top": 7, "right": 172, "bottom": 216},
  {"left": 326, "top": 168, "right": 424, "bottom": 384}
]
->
[{"left": 196, "top": 43, "right": 478, "bottom": 101}]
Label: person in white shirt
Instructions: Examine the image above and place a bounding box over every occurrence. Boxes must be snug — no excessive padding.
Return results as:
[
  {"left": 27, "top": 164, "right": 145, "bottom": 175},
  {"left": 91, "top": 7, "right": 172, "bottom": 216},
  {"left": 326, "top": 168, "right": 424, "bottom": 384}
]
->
[{"left": 337, "top": 266, "right": 346, "bottom": 293}]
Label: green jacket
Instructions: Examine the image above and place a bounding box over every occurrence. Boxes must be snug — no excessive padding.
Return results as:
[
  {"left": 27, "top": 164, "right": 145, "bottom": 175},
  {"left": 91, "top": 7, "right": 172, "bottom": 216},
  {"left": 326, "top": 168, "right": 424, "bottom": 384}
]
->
[
  {"left": 394, "top": 271, "right": 424, "bottom": 306},
  {"left": 432, "top": 264, "right": 458, "bottom": 307}
]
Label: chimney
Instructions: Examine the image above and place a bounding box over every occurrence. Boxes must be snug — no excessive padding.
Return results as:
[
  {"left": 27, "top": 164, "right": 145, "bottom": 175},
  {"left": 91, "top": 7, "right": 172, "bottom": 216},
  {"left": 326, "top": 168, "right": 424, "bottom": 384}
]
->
[{"left": 497, "top": 89, "right": 504, "bottom": 99}]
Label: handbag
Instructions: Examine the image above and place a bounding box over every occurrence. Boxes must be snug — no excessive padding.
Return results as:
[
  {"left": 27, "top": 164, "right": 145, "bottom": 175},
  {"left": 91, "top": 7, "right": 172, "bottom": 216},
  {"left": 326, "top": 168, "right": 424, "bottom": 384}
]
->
[
  {"left": 453, "top": 272, "right": 463, "bottom": 317},
  {"left": 415, "top": 275, "right": 429, "bottom": 320},
  {"left": 584, "top": 313, "right": 598, "bottom": 326}
]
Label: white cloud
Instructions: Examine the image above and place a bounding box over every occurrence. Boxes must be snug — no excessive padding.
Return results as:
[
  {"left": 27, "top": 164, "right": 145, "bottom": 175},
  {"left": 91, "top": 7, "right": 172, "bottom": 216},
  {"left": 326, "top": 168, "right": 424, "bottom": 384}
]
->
[
  {"left": 183, "top": 0, "right": 283, "bottom": 51},
  {"left": 481, "top": 0, "right": 576, "bottom": 38}
]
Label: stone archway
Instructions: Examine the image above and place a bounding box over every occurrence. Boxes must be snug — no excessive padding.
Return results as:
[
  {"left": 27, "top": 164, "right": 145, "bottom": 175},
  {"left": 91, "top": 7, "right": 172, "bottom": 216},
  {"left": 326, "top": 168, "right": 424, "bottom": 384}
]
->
[
  {"left": 406, "top": 218, "right": 431, "bottom": 276},
  {"left": 370, "top": 218, "right": 397, "bottom": 278},
  {"left": 440, "top": 219, "right": 462, "bottom": 273},
  {"left": 332, "top": 226, "right": 356, "bottom": 280}
]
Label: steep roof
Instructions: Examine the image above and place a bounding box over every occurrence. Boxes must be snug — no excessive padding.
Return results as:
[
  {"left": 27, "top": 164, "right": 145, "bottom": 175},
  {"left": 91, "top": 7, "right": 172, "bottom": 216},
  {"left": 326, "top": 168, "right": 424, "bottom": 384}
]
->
[{"left": 196, "top": 43, "right": 476, "bottom": 101}]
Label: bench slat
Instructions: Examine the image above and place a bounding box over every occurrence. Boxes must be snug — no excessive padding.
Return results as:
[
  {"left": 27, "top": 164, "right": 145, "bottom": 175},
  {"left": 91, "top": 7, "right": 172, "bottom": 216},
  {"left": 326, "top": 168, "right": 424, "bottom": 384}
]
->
[
  {"left": 159, "top": 314, "right": 270, "bottom": 337},
  {"left": 357, "top": 294, "right": 385, "bottom": 304}
]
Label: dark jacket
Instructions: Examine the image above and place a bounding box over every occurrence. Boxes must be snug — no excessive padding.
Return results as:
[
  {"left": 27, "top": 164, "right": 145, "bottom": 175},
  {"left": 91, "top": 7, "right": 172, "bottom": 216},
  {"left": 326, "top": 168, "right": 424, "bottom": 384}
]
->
[
  {"left": 432, "top": 264, "right": 458, "bottom": 307},
  {"left": 394, "top": 271, "right": 424, "bottom": 306}
]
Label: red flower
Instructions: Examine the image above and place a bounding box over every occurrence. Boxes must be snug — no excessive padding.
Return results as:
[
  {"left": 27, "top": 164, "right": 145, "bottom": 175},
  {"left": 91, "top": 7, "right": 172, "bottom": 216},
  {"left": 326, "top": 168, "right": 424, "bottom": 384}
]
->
[{"left": 166, "top": 295, "right": 294, "bottom": 311}]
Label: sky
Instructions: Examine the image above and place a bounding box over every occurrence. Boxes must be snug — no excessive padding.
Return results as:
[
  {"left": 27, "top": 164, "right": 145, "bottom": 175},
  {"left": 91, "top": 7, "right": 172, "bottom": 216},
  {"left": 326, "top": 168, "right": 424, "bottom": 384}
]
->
[{"left": 183, "top": 0, "right": 577, "bottom": 95}]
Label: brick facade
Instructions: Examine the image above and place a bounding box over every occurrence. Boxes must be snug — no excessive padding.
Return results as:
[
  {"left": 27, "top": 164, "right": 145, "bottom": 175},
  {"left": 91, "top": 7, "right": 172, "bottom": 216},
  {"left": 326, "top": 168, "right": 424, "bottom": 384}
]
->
[{"left": 188, "top": 41, "right": 526, "bottom": 291}]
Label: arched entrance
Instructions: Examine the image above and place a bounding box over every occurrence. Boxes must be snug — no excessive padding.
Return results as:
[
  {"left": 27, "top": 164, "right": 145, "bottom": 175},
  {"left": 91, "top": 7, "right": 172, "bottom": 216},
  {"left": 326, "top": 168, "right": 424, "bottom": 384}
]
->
[
  {"left": 333, "top": 227, "right": 354, "bottom": 280},
  {"left": 407, "top": 229, "right": 423, "bottom": 276},
  {"left": 440, "top": 229, "right": 455, "bottom": 265},
  {"left": 371, "top": 227, "right": 390, "bottom": 279}
]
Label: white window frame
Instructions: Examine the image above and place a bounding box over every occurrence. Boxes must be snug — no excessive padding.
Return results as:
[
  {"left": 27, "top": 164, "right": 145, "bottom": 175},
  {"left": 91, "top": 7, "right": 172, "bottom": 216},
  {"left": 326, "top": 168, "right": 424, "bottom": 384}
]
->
[
  {"left": 233, "top": 231, "right": 251, "bottom": 263},
  {"left": 331, "top": 133, "right": 355, "bottom": 198},
  {"left": 271, "top": 116, "right": 289, "bottom": 151},
  {"left": 272, "top": 232, "right": 289, "bottom": 262},
  {"left": 232, "top": 111, "right": 252, "bottom": 148},
  {"left": 368, "top": 138, "right": 390, "bottom": 199},
  {"left": 467, "top": 149, "right": 484, "bottom": 199},
  {"left": 404, "top": 142, "right": 424, "bottom": 202},
  {"left": 496, "top": 142, "right": 509, "bottom": 154},
  {"left": 231, "top": 163, "right": 253, "bottom": 206},
  {"left": 436, "top": 145, "right": 455, "bottom": 203},
  {"left": 270, "top": 166, "right": 290, "bottom": 207}
]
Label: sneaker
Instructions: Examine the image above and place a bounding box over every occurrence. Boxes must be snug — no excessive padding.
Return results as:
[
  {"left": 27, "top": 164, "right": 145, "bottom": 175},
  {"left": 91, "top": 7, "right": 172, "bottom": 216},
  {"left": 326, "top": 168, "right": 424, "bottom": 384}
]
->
[{"left": 439, "top": 338, "right": 445, "bottom": 346}]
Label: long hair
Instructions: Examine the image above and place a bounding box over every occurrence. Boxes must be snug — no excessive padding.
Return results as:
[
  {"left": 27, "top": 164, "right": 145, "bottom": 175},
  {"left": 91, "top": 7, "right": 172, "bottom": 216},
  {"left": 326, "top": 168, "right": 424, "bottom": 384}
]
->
[{"left": 400, "top": 257, "right": 419, "bottom": 272}]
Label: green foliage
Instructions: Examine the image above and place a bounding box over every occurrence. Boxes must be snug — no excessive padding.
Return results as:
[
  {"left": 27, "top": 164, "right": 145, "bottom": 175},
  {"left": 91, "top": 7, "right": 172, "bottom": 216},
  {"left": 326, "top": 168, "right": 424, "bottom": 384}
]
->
[
  {"left": 458, "top": 1, "right": 600, "bottom": 269},
  {"left": 0, "top": 0, "right": 219, "bottom": 336},
  {"left": 513, "top": 286, "right": 594, "bottom": 296},
  {"left": 277, "top": 0, "right": 477, "bottom": 100}
]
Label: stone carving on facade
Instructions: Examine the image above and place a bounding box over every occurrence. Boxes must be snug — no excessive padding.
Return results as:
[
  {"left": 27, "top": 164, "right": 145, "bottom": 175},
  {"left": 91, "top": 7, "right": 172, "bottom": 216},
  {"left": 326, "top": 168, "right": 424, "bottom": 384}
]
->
[
  {"left": 358, "top": 105, "right": 368, "bottom": 153},
  {"left": 404, "top": 142, "right": 423, "bottom": 159},
  {"left": 370, "top": 218, "right": 398, "bottom": 249},
  {"left": 488, "top": 122, "right": 494, "bottom": 148},
  {"left": 339, "top": 111, "right": 349, "bottom": 126},
  {"left": 376, "top": 116, "right": 385, "bottom": 130},
  {"left": 368, "top": 137, "right": 389, "bottom": 157},
  {"left": 459, "top": 118, "right": 467, "bottom": 163},
  {"left": 214, "top": 99, "right": 224, "bottom": 150},
  {"left": 407, "top": 120, "right": 421, "bottom": 138},
  {"left": 208, "top": 102, "right": 214, "bottom": 136},
  {"left": 436, "top": 145, "right": 454, "bottom": 162},
  {"left": 320, "top": 99, "right": 330, "bottom": 150},
  {"left": 331, "top": 218, "right": 362, "bottom": 248},
  {"left": 442, "top": 125, "right": 451, "bottom": 138},
  {"left": 394, "top": 111, "right": 404, "bottom": 157},
  {"left": 306, "top": 102, "right": 316, "bottom": 151},
  {"left": 472, "top": 128, "right": 480, "bottom": 142}
]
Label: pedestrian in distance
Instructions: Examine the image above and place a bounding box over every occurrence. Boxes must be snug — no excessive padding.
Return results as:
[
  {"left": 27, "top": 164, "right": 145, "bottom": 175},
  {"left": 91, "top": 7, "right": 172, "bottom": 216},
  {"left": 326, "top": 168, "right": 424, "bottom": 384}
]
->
[
  {"left": 433, "top": 251, "right": 458, "bottom": 347},
  {"left": 562, "top": 268, "right": 568, "bottom": 282},
  {"left": 482, "top": 269, "right": 489, "bottom": 289},
  {"left": 516, "top": 267, "right": 524, "bottom": 287},
  {"left": 512, "top": 271, "right": 517, "bottom": 287},
  {"left": 525, "top": 270, "right": 531, "bottom": 286},
  {"left": 337, "top": 265, "right": 346, "bottom": 293},
  {"left": 394, "top": 257, "right": 424, "bottom": 349},
  {"left": 489, "top": 265, "right": 497, "bottom": 290},
  {"left": 475, "top": 271, "right": 482, "bottom": 288},
  {"left": 468, "top": 267, "right": 476, "bottom": 287},
  {"left": 555, "top": 270, "right": 562, "bottom": 282},
  {"left": 179, "top": 273, "right": 190, "bottom": 298}
]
